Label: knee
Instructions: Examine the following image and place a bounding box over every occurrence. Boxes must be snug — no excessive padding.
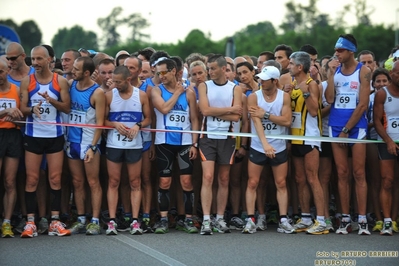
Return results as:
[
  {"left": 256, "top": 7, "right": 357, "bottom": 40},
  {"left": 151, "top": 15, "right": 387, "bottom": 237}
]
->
[
  {"left": 247, "top": 177, "right": 259, "bottom": 191},
  {"left": 275, "top": 178, "right": 287, "bottom": 190},
  {"left": 159, "top": 178, "right": 171, "bottom": 190},
  {"left": 130, "top": 177, "right": 141, "bottom": 190},
  {"left": 180, "top": 178, "right": 192, "bottom": 191},
  {"left": 381, "top": 176, "right": 394, "bottom": 191}
]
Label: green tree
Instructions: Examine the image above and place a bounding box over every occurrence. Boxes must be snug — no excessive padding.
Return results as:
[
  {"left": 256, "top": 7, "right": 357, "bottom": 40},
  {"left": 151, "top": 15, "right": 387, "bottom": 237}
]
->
[
  {"left": 52, "top": 25, "right": 98, "bottom": 57},
  {"left": 124, "top": 13, "right": 150, "bottom": 43},
  {"left": 19, "top": 20, "right": 42, "bottom": 52},
  {"left": 97, "top": 7, "right": 123, "bottom": 48}
]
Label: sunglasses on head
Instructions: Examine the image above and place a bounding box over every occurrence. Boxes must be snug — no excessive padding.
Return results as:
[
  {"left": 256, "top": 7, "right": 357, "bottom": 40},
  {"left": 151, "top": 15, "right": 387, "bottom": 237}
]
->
[
  {"left": 6, "top": 54, "right": 22, "bottom": 61},
  {"left": 335, "top": 48, "right": 347, "bottom": 53},
  {"left": 156, "top": 70, "right": 171, "bottom": 76}
]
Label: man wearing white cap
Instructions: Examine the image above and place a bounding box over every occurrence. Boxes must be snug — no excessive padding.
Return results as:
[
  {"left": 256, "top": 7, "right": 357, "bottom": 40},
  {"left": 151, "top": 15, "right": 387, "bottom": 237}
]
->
[{"left": 243, "top": 66, "right": 294, "bottom": 234}]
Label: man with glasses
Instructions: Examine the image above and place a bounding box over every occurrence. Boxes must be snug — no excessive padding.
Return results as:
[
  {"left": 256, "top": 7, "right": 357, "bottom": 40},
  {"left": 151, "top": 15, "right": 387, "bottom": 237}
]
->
[
  {"left": 151, "top": 58, "right": 199, "bottom": 234},
  {"left": 325, "top": 34, "right": 371, "bottom": 235},
  {"left": 198, "top": 54, "right": 243, "bottom": 235},
  {"left": 5, "top": 42, "right": 35, "bottom": 87}
]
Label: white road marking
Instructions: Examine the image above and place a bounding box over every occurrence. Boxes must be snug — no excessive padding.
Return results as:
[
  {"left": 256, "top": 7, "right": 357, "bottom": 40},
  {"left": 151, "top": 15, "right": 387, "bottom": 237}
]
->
[{"left": 114, "top": 234, "right": 186, "bottom": 266}]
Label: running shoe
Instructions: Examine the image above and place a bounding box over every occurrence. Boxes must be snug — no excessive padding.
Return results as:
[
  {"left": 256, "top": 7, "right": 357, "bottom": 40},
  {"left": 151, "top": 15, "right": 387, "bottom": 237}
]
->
[
  {"left": 117, "top": 217, "right": 131, "bottom": 232},
  {"left": 155, "top": 219, "right": 169, "bottom": 234},
  {"left": 242, "top": 218, "right": 256, "bottom": 234},
  {"left": 38, "top": 217, "right": 48, "bottom": 234},
  {"left": 229, "top": 216, "right": 245, "bottom": 230},
  {"left": 380, "top": 221, "right": 393, "bottom": 236},
  {"left": 277, "top": 220, "right": 295, "bottom": 234},
  {"left": 21, "top": 221, "right": 38, "bottom": 238},
  {"left": 48, "top": 220, "right": 71, "bottom": 236},
  {"left": 69, "top": 221, "right": 86, "bottom": 234},
  {"left": 200, "top": 220, "right": 212, "bottom": 235},
  {"left": 306, "top": 221, "right": 329, "bottom": 235},
  {"left": 86, "top": 222, "right": 101, "bottom": 235},
  {"left": 130, "top": 220, "right": 143, "bottom": 235},
  {"left": 325, "top": 219, "right": 335, "bottom": 232},
  {"left": 256, "top": 216, "right": 267, "bottom": 231},
  {"left": 1, "top": 222, "right": 14, "bottom": 238},
  {"left": 336, "top": 220, "right": 352, "bottom": 234},
  {"left": 15, "top": 217, "right": 26, "bottom": 234},
  {"left": 175, "top": 219, "right": 185, "bottom": 231},
  {"left": 392, "top": 221, "right": 399, "bottom": 233},
  {"left": 106, "top": 220, "right": 118, "bottom": 235},
  {"left": 141, "top": 218, "right": 153, "bottom": 233},
  {"left": 294, "top": 219, "right": 313, "bottom": 233},
  {"left": 358, "top": 222, "right": 371, "bottom": 235},
  {"left": 372, "top": 220, "right": 383, "bottom": 232},
  {"left": 191, "top": 215, "right": 202, "bottom": 229},
  {"left": 213, "top": 218, "right": 231, "bottom": 233},
  {"left": 183, "top": 219, "right": 199, "bottom": 234}
]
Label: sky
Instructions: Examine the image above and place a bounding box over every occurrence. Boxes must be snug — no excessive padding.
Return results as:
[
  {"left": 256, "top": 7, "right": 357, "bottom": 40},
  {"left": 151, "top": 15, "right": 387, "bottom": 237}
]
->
[{"left": 1, "top": 0, "right": 398, "bottom": 48}]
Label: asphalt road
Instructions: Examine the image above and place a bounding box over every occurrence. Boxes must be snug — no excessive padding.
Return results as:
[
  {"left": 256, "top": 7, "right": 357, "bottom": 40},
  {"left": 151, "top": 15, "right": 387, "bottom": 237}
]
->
[{"left": 1, "top": 224, "right": 399, "bottom": 266}]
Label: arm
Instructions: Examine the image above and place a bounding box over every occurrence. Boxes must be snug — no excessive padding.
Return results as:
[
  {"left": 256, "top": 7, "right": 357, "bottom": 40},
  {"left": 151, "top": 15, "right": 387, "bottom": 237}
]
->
[
  {"left": 236, "top": 94, "right": 249, "bottom": 158},
  {"left": 151, "top": 82, "right": 185, "bottom": 115},
  {"left": 198, "top": 83, "right": 242, "bottom": 121},
  {"left": 343, "top": 66, "right": 370, "bottom": 131},
  {"left": 325, "top": 61, "right": 339, "bottom": 104},
  {"left": 373, "top": 89, "right": 399, "bottom": 155},
  {"left": 187, "top": 88, "right": 199, "bottom": 160},
  {"left": 146, "top": 84, "right": 157, "bottom": 161},
  {"left": 300, "top": 80, "right": 320, "bottom": 117},
  {"left": 248, "top": 93, "right": 276, "bottom": 157},
  {"left": 19, "top": 76, "right": 33, "bottom": 117},
  {"left": 39, "top": 76, "right": 71, "bottom": 114}
]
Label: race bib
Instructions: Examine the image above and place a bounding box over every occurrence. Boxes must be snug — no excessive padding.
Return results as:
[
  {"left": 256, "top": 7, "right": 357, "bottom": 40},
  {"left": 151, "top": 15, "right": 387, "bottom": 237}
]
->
[
  {"left": 291, "top": 112, "right": 301, "bottom": 129},
  {"left": 0, "top": 99, "right": 17, "bottom": 110},
  {"left": 262, "top": 121, "right": 279, "bottom": 135},
  {"left": 166, "top": 110, "right": 189, "bottom": 128},
  {"left": 334, "top": 92, "right": 356, "bottom": 109},
  {"left": 69, "top": 110, "right": 85, "bottom": 125},
  {"left": 33, "top": 103, "right": 57, "bottom": 121},
  {"left": 111, "top": 129, "right": 135, "bottom": 147},
  {"left": 387, "top": 117, "right": 399, "bottom": 134}
]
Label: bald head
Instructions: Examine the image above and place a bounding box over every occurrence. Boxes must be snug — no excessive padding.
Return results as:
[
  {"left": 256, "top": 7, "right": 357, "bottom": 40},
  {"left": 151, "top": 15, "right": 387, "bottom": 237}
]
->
[
  {"left": 233, "top": 56, "right": 247, "bottom": 66},
  {"left": 0, "top": 58, "right": 9, "bottom": 69},
  {"left": 31, "top": 46, "right": 50, "bottom": 57},
  {"left": 6, "top": 42, "right": 25, "bottom": 54},
  {"left": 225, "top": 57, "right": 234, "bottom": 65}
]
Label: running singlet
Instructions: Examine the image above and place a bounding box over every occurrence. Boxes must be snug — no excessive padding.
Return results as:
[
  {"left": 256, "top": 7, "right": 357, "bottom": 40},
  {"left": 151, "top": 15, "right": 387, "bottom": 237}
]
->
[
  {"left": 378, "top": 87, "right": 399, "bottom": 142},
  {"left": 107, "top": 87, "right": 143, "bottom": 149},
  {"left": 25, "top": 73, "right": 63, "bottom": 138},
  {"left": 138, "top": 81, "right": 151, "bottom": 143},
  {"left": 290, "top": 77, "right": 321, "bottom": 146},
  {"left": 0, "top": 83, "right": 20, "bottom": 129},
  {"left": 328, "top": 63, "right": 367, "bottom": 128},
  {"left": 154, "top": 84, "right": 192, "bottom": 145},
  {"left": 201, "top": 80, "right": 235, "bottom": 140},
  {"left": 251, "top": 89, "right": 286, "bottom": 153},
  {"left": 7, "top": 66, "right": 35, "bottom": 87},
  {"left": 67, "top": 81, "right": 99, "bottom": 145}
]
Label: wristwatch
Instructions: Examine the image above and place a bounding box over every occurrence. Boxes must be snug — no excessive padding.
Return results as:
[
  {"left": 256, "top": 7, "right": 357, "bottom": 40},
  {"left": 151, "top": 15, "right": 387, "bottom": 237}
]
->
[
  {"left": 342, "top": 127, "right": 350, "bottom": 134},
  {"left": 89, "top": 145, "right": 97, "bottom": 153},
  {"left": 192, "top": 143, "right": 199, "bottom": 149},
  {"left": 263, "top": 112, "right": 270, "bottom": 120},
  {"left": 303, "top": 92, "right": 311, "bottom": 99},
  {"left": 136, "top": 122, "right": 142, "bottom": 129}
]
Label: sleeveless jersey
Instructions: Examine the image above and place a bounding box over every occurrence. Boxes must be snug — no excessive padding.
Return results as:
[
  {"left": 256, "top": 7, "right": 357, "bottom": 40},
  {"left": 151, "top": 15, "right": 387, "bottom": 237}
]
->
[
  {"left": 154, "top": 84, "right": 192, "bottom": 145},
  {"left": 145, "top": 77, "right": 156, "bottom": 87},
  {"left": 107, "top": 87, "right": 143, "bottom": 149},
  {"left": 290, "top": 77, "right": 322, "bottom": 146},
  {"left": 321, "top": 81, "right": 330, "bottom": 136},
  {"left": 201, "top": 80, "right": 235, "bottom": 139},
  {"left": 329, "top": 63, "right": 367, "bottom": 128},
  {"left": 25, "top": 73, "right": 63, "bottom": 138},
  {"left": 67, "top": 81, "right": 99, "bottom": 145},
  {"left": 251, "top": 89, "right": 287, "bottom": 153},
  {"left": 138, "top": 82, "right": 151, "bottom": 143},
  {"left": 0, "top": 83, "right": 20, "bottom": 129},
  {"left": 7, "top": 66, "right": 35, "bottom": 87},
  {"left": 378, "top": 87, "right": 399, "bottom": 142}
]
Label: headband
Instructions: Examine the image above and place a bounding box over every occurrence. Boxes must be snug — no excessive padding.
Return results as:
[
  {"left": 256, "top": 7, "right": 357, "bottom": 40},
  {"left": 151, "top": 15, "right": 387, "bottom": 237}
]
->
[{"left": 335, "top": 37, "right": 357, "bottom": 52}]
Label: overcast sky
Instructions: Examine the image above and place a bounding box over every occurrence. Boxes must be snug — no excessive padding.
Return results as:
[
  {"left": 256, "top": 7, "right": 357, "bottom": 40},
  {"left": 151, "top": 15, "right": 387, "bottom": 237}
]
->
[{"left": 2, "top": 0, "right": 398, "bottom": 46}]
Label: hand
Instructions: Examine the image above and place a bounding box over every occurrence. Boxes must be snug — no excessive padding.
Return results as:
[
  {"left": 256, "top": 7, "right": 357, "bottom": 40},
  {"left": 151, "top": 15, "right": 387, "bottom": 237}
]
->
[
  {"left": 38, "top": 91, "right": 52, "bottom": 103},
  {"left": 297, "top": 80, "right": 309, "bottom": 93},
  {"left": 5, "top": 107, "right": 23, "bottom": 119},
  {"left": 263, "top": 144, "right": 276, "bottom": 158},
  {"left": 114, "top": 122, "right": 129, "bottom": 136},
  {"left": 387, "top": 140, "right": 399, "bottom": 156},
  {"left": 175, "top": 81, "right": 185, "bottom": 94},
  {"left": 127, "top": 124, "right": 140, "bottom": 139},
  {"left": 32, "top": 101, "right": 43, "bottom": 119},
  {"left": 84, "top": 149, "right": 94, "bottom": 163},
  {"left": 236, "top": 147, "right": 246, "bottom": 158},
  {"left": 106, "top": 79, "right": 114, "bottom": 89},
  {"left": 230, "top": 105, "right": 243, "bottom": 116},
  {"left": 249, "top": 106, "right": 266, "bottom": 119},
  {"left": 328, "top": 58, "right": 340, "bottom": 75},
  {"left": 91, "top": 69, "right": 99, "bottom": 82},
  {"left": 309, "top": 65, "right": 319, "bottom": 80},
  {"left": 338, "top": 132, "right": 348, "bottom": 146},
  {"left": 189, "top": 146, "right": 197, "bottom": 160}
]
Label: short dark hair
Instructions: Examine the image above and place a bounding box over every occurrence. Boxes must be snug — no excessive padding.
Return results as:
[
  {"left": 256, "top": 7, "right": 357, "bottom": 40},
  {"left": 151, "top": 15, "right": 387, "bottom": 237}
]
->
[
  {"left": 371, "top": 67, "right": 391, "bottom": 87},
  {"left": 170, "top": 56, "right": 184, "bottom": 72},
  {"left": 42, "top": 44, "right": 55, "bottom": 58},
  {"left": 116, "top": 54, "right": 130, "bottom": 66},
  {"left": 207, "top": 54, "right": 226, "bottom": 67},
  {"left": 137, "top": 47, "right": 155, "bottom": 61},
  {"left": 300, "top": 44, "right": 318, "bottom": 56},
  {"left": 357, "top": 50, "right": 375, "bottom": 61},
  {"left": 76, "top": 56, "right": 95, "bottom": 75},
  {"left": 259, "top": 51, "right": 275, "bottom": 60},
  {"left": 149, "top": 50, "right": 170, "bottom": 67},
  {"left": 156, "top": 58, "right": 177, "bottom": 71},
  {"left": 236, "top": 61, "right": 254, "bottom": 72},
  {"left": 64, "top": 49, "right": 81, "bottom": 60},
  {"left": 114, "top": 65, "right": 131, "bottom": 79},
  {"left": 274, "top": 44, "right": 293, "bottom": 58}
]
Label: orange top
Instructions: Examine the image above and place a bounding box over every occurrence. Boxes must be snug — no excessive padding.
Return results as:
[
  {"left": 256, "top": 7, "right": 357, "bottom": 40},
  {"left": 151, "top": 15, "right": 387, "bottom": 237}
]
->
[{"left": 0, "top": 83, "right": 20, "bottom": 129}]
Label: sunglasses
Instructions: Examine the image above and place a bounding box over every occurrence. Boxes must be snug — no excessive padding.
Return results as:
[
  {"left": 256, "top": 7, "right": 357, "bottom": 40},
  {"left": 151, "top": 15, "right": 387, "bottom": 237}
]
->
[
  {"left": 156, "top": 70, "right": 171, "bottom": 76},
  {"left": 6, "top": 54, "right": 22, "bottom": 61},
  {"left": 335, "top": 48, "right": 347, "bottom": 53}
]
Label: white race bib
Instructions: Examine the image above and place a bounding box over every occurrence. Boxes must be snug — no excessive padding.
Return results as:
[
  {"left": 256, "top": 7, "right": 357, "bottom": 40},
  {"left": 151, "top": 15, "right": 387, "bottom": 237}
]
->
[
  {"left": 291, "top": 112, "right": 302, "bottom": 129},
  {"left": 111, "top": 129, "right": 135, "bottom": 147},
  {"left": 33, "top": 103, "right": 57, "bottom": 121},
  {"left": 0, "top": 99, "right": 17, "bottom": 110},
  {"left": 165, "top": 110, "right": 190, "bottom": 128},
  {"left": 262, "top": 121, "right": 279, "bottom": 135},
  {"left": 69, "top": 110, "right": 85, "bottom": 125},
  {"left": 387, "top": 117, "right": 399, "bottom": 134},
  {"left": 334, "top": 92, "right": 356, "bottom": 109}
]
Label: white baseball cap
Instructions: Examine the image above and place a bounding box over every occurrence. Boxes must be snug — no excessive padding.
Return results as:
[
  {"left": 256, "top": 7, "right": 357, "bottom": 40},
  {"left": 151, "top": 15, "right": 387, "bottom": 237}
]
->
[
  {"left": 393, "top": 50, "right": 399, "bottom": 59},
  {"left": 256, "top": 66, "right": 280, "bottom": 81}
]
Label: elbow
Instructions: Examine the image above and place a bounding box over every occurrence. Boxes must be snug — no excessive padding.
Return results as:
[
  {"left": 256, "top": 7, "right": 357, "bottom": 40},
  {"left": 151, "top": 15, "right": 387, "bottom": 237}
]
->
[{"left": 200, "top": 109, "right": 210, "bottom": 117}]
